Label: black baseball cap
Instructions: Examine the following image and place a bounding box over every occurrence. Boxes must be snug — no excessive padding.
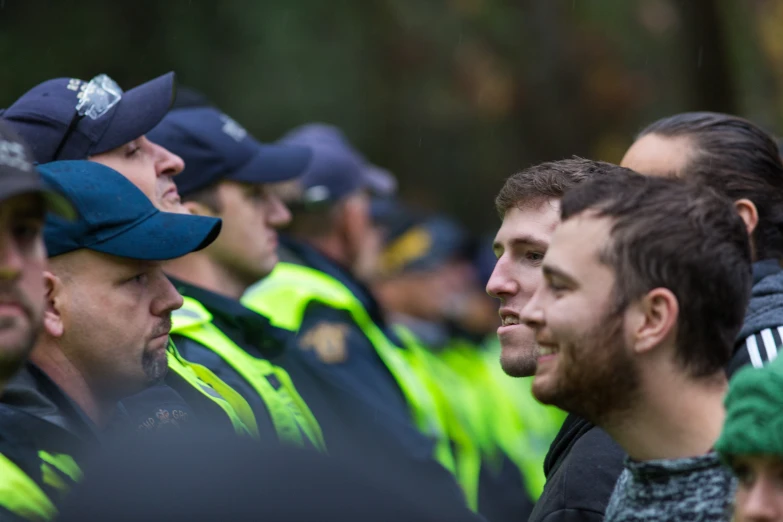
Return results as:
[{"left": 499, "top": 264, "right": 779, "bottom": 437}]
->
[
  {"left": 2, "top": 72, "right": 175, "bottom": 163},
  {"left": 280, "top": 123, "right": 397, "bottom": 207},
  {"left": 0, "top": 120, "right": 74, "bottom": 218},
  {"left": 376, "top": 201, "right": 468, "bottom": 276},
  {"left": 146, "top": 107, "right": 312, "bottom": 196}
]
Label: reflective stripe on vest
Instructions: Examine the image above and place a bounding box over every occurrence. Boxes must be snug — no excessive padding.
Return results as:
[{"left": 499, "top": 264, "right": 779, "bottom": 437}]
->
[
  {"left": 243, "top": 263, "right": 457, "bottom": 475},
  {"left": 0, "top": 453, "right": 57, "bottom": 521},
  {"left": 166, "top": 342, "right": 259, "bottom": 439},
  {"left": 37, "top": 452, "right": 81, "bottom": 497},
  {"left": 171, "top": 297, "right": 326, "bottom": 452}
]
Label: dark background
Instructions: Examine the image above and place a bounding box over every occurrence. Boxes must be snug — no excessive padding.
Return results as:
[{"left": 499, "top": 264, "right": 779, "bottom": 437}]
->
[{"left": 1, "top": 0, "right": 779, "bottom": 234}]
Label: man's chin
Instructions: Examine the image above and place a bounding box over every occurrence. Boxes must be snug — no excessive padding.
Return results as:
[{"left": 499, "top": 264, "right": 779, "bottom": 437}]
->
[
  {"left": 530, "top": 375, "right": 562, "bottom": 407},
  {"left": 499, "top": 346, "right": 538, "bottom": 377}
]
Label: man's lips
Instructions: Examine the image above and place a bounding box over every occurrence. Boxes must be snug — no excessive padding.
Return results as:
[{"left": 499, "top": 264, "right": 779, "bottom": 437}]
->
[
  {"left": 498, "top": 308, "right": 521, "bottom": 327},
  {"left": 536, "top": 340, "right": 559, "bottom": 358}
]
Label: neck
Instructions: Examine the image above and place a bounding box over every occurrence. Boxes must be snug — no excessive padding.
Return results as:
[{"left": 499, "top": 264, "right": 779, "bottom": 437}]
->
[
  {"left": 29, "top": 339, "right": 116, "bottom": 428},
  {"left": 603, "top": 369, "right": 727, "bottom": 462},
  {"left": 165, "top": 253, "right": 245, "bottom": 300}
]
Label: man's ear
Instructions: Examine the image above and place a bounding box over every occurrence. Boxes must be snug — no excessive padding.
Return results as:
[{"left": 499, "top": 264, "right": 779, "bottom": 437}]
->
[
  {"left": 43, "top": 271, "right": 65, "bottom": 338},
  {"left": 628, "top": 287, "right": 678, "bottom": 355},
  {"left": 735, "top": 198, "right": 759, "bottom": 238}
]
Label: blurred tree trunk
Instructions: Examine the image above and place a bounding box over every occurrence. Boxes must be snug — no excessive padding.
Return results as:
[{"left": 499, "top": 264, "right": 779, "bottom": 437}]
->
[{"left": 674, "top": 0, "right": 737, "bottom": 113}]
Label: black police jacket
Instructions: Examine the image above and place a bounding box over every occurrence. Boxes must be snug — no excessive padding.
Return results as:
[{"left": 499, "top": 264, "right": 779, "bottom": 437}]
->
[{"left": 0, "top": 366, "right": 90, "bottom": 521}]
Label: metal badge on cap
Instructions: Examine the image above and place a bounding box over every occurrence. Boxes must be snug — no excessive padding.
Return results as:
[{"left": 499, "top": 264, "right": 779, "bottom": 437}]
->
[
  {"left": 75, "top": 75, "right": 122, "bottom": 120},
  {"left": 0, "top": 139, "right": 32, "bottom": 173},
  {"left": 53, "top": 74, "right": 124, "bottom": 160}
]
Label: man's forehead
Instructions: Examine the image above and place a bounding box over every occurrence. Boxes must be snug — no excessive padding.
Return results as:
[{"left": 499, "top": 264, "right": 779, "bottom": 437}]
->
[
  {"left": 55, "top": 249, "right": 158, "bottom": 272},
  {"left": 621, "top": 133, "right": 693, "bottom": 178},
  {"left": 548, "top": 212, "right": 611, "bottom": 260},
  {"left": 495, "top": 198, "right": 561, "bottom": 244}
]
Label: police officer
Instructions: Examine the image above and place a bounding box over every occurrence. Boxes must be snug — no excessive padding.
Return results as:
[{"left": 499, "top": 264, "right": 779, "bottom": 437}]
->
[
  {"left": 0, "top": 122, "right": 82, "bottom": 521},
  {"left": 242, "top": 124, "right": 475, "bottom": 512},
  {"left": 9, "top": 160, "right": 220, "bottom": 446},
  {"left": 2, "top": 74, "right": 258, "bottom": 438},
  {"left": 144, "top": 104, "right": 326, "bottom": 450}
]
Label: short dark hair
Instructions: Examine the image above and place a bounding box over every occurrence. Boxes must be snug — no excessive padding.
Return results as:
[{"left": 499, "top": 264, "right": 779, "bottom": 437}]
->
[
  {"left": 561, "top": 170, "right": 753, "bottom": 378},
  {"left": 495, "top": 157, "right": 621, "bottom": 217},
  {"left": 638, "top": 112, "right": 783, "bottom": 260}
]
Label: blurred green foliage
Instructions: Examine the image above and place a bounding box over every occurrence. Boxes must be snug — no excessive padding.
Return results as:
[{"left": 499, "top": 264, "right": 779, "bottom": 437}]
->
[{"left": 0, "top": 0, "right": 779, "bottom": 233}]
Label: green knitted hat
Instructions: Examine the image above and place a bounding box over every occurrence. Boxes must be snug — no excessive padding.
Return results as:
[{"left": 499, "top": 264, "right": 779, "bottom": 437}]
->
[{"left": 716, "top": 355, "right": 783, "bottom": 459}]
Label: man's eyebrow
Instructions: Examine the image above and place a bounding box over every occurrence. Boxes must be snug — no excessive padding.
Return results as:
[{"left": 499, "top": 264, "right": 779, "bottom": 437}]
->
[{"left": 542, "top": 264, "right": 577, "bottom": 285}]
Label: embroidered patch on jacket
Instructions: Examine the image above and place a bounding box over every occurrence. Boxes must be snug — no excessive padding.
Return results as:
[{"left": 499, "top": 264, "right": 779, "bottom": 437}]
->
[{"left": 299, "top": 322, "right": 349, "bottom": 364}]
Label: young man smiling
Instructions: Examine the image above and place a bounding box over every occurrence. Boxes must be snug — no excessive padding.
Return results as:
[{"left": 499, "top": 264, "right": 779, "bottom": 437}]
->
[
  {"left": 488, "top": 158, "right": 626, "bottom": 522},
  {"left": 521, "top": 170, "right": 750, "bottom": 521}
]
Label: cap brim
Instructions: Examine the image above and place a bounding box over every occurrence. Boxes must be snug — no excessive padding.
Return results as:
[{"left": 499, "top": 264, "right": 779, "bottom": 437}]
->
[
  {"left": 93, "top": 72, "right": 176, "bottom": 155},
  {"left": 362, "top": 164, "right": 397, "bottom": 196},
  {"left": 90, "top": 211, "right": 221, "bottom": 261},
  {"left": 229, "top": 142, "right": 312, "bottom": 184}
]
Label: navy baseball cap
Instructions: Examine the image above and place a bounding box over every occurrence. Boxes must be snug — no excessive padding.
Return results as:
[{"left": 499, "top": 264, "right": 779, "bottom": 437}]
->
[
  {"left": 378, "top": 205, "right": 468, "bottom": 276},
  {"left": 39, "top": 161, "right": 221, "bottom": 260},
  {"left": 147, "top": 107, "right": 312, "bottom": 196},
  {"left": 0, "top": 120, "right": 75, "bottom": 219},
  {"left": 2, "top": 72, "right": 175, "bottom": 163},
  {"left": 280, "top": 123, "right": 397, "bottom": 206}
]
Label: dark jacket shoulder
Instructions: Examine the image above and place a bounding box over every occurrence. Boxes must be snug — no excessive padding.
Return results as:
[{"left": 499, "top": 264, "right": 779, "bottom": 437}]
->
[{"left": 529, "top": 415, "right": 625, "bottom": 522}]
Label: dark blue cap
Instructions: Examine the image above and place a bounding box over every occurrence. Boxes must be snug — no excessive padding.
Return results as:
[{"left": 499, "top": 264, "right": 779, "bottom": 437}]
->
[
  {"left": 146, "top": 107, "right": 312, "bottom": 196},
  {"left": 378, "top": 203, "right": 468, "bottom": 276},
  {"left": 2, "top": 73, "right": 175, "bottom": 163},
  {"left": 280, "top": 123, "right": 397, "bottom": 206},
  {"left": 0, "top": 120, "right": 75, "bottom": 219},
  {"left": 39, "top": 161, "right": 222, "bottom": 259}
]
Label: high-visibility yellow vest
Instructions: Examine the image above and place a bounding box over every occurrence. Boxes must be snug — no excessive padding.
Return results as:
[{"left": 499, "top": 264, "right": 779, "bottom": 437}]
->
[
  {"left": 394, "top": 325, "right": 481, "bottom": 511},
  {"left": 0, "top": 453, "right": 55, "bottom": 521},
  {"left": 0, "top": 450, "right": 81, "bottom": 521},
  {"left": 166, "top": 342, "right": 259, "bottom": 439},
  {"left": 171, "top": 297, "right": 326, "bottom": 452},
  {"left": 242, "top": 262, "right": 457, "bottom": 477}
]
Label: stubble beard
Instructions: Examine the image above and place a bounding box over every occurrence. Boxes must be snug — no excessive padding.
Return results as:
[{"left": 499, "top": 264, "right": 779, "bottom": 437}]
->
[
  {"left": 533, "top": 311, "right": 641, "bottom": 426},
  {"left": 0, "top": 314, "right": 42, "bottom": 387}
]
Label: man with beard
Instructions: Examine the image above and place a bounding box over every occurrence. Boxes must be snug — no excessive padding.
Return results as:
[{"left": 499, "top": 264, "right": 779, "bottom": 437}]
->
[
  {"left": 0, "top": 121, "right": 83, "bottom": 521},
  {"left": 15, "top": 159, "right": 220, "bottom": 447},
  {"left": 3, "top": 74, "right": 258, "bottom": 438},
  {"left": 521, "top": 170, "right": 750, "bottom": 521},
  {"left": 621, "top": 112, "right": 783, "bottom": 376},
  {"left": 487, "top": 158, "right": 626, "bottom": 522}
]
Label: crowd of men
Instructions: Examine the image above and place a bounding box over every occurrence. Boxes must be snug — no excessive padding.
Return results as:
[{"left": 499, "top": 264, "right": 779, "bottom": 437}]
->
[{"left": 0, "top": 71, "right": 781, "bottom": 522}]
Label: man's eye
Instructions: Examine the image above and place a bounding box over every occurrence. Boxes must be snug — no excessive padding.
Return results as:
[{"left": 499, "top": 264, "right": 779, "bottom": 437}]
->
[
  {"left": 13, "top": 222, "right": 41, "bottom": 244},
  {"left": 546, "top": 279, "right": 567, "bottom": 292},
  {"left": 127, "top": 273, "right": 148, "bottom": 285},
  {"left": 732, "top": 463, "right": 755, "bottom": 487},
  {"left": 125, "top": 142, "right": 142, "bottom": 157}
]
